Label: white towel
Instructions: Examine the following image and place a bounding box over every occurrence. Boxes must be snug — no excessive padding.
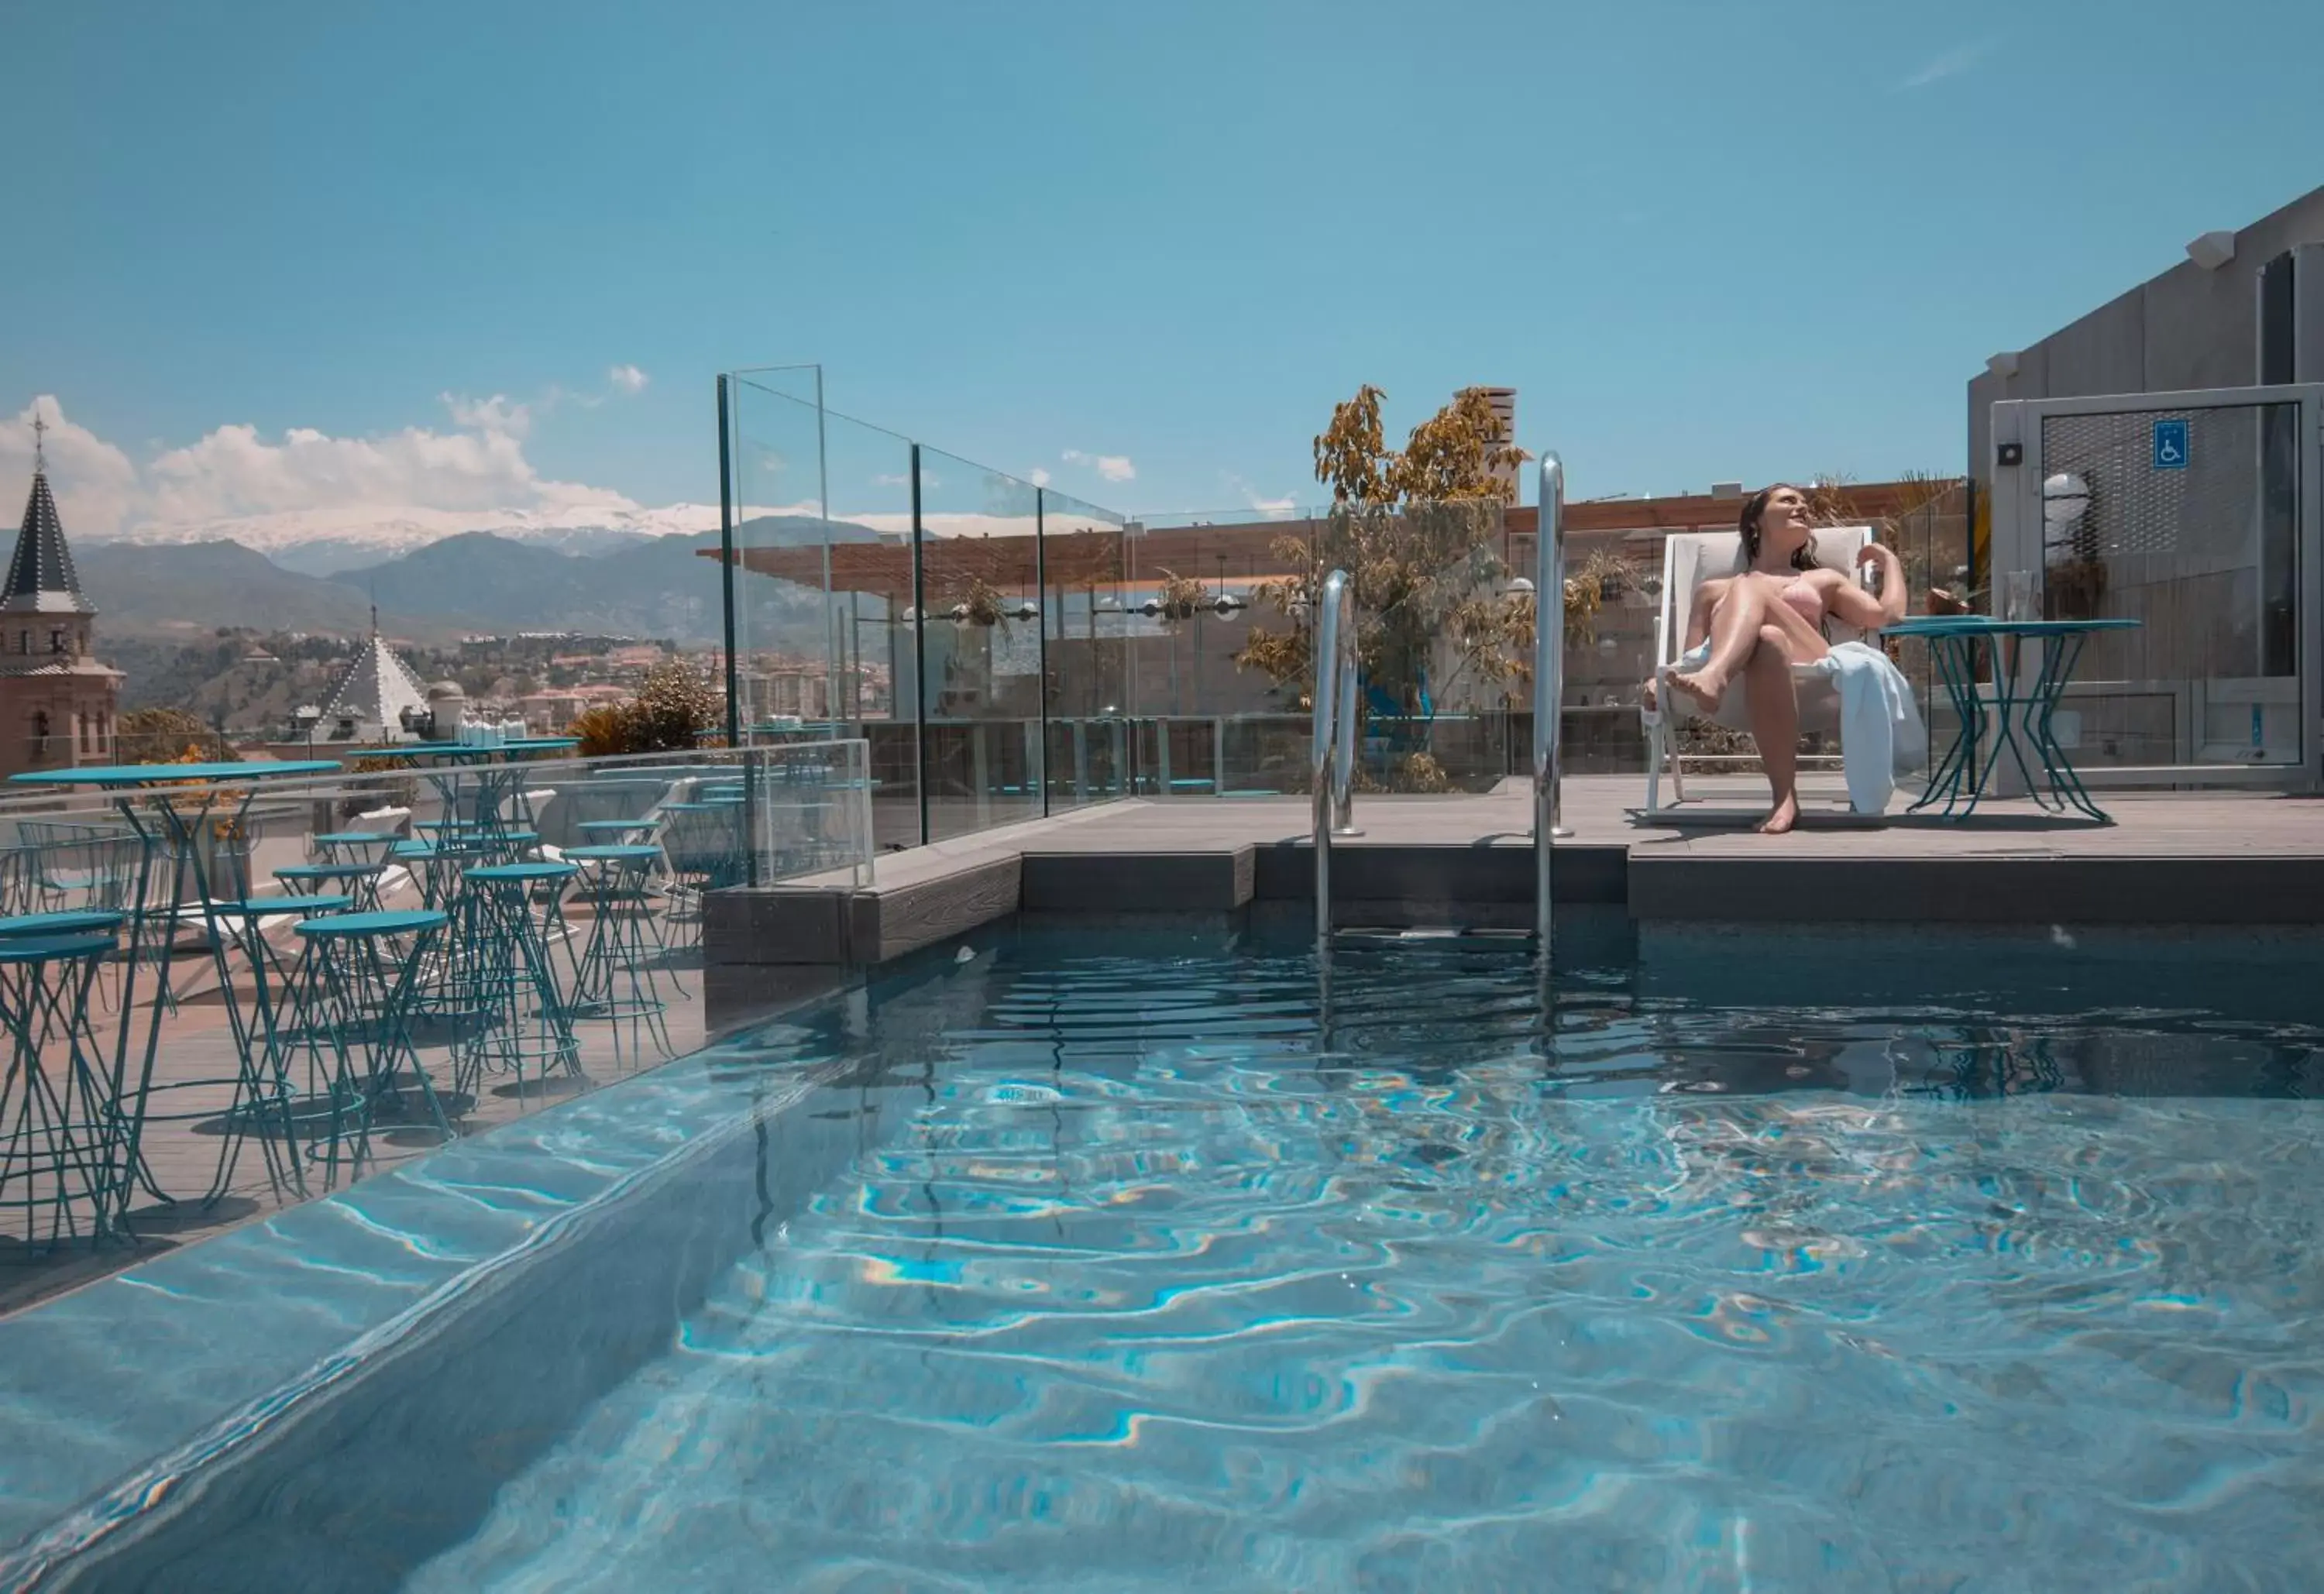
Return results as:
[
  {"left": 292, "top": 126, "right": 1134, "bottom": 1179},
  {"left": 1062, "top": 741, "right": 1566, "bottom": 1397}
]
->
[{"left": 1673, "top": 639, "right": 1926, "bottom": 814}]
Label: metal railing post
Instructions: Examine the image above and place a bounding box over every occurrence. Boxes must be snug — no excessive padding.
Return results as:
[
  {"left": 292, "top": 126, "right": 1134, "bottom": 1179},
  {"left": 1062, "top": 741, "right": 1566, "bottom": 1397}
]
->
[
  {"left": 1533, "top": 453, "right": 1567, "bottom": 951},
  {"left": 909, "top": 443, "right": 930, "bottom": 847},
  {"left": 1035, "top": 487, "right": 1051, "bottom": 817},
  {"left": 716, "top": 375, "right": 741, "bottom": 750}
]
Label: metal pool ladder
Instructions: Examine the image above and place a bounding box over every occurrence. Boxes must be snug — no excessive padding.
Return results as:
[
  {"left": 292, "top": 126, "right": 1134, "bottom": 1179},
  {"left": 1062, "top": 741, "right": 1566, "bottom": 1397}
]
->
[
  {"left": 1533, "top": 452, "right": 1567, "bottom": 957},
  {"left": 1312, "top": 568, "right": 1358, "bottom": 951}
]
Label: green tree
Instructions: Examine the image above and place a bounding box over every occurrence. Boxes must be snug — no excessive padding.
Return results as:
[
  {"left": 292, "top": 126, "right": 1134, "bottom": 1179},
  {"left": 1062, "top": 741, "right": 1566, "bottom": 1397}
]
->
[{"left": 1237, "top": 385, "right": 1532, "bottom": 717}]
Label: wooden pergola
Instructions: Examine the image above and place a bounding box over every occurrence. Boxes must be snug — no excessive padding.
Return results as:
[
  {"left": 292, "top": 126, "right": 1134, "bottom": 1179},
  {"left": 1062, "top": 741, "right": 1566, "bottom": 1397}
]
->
[
  {"left": 709, "top": 520, "right": 1313, "bottom": 599},
  {"left": 703, "top": 480, "right": 1957, "bottom": 596}
]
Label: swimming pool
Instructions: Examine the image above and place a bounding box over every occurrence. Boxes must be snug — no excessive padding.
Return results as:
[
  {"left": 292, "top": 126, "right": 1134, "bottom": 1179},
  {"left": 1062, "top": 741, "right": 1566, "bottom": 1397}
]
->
[{"left": 10, "top": 922, "right": 2324, "bottom": 1590}]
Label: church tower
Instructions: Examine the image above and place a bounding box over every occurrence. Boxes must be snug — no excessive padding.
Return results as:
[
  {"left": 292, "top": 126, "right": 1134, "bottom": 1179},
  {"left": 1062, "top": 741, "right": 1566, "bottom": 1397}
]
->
[{"left": 1, "top": 414, "right": 124, "bottom": 777}]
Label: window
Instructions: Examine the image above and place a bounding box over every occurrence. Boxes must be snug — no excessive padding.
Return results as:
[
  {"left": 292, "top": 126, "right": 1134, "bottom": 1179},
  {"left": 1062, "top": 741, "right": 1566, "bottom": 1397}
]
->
[
  {"left": 2260, "top": 250, "right": 2296, "bottom": 386},
  {"left": 50, "top": 629, "right": 66, "bottom": 654},
  {"left": 14, "top": 631, "right": 26, "bottom": 655}
]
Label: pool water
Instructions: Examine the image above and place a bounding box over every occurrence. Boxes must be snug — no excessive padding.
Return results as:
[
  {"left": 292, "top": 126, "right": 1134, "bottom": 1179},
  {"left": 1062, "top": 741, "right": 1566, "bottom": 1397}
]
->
[{"left": 369, "top": 930, "right": 2324, "bottom": 1593}]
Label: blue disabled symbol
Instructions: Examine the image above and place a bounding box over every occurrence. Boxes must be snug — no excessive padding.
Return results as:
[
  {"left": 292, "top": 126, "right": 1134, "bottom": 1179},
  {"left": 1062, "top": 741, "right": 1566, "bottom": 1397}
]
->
[{"left": 2152, "top": 417, "right": 2190, "bottom": 471}]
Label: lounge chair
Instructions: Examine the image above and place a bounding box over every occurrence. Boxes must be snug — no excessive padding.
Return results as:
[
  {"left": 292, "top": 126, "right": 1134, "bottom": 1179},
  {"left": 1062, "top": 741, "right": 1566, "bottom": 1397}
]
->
[{"left": 1639, "top": 525, "right": 1879, "bottom": 819}]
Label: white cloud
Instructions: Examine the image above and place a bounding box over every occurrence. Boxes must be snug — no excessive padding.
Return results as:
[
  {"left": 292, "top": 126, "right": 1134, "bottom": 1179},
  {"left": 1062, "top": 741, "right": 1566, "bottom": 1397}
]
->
[
  {"left": 1899, "top": 40, "right": 1989, "bottom": 90},
  {"left": 4, "top": 392, "right": 642, "bottom": 554},
  {"left": 1028, "top": 467, "right": 1052, "bottom": 488},
  {"left": 1225, "top": 472, "right": 1300, "bottom": 520},
  {"left": 440, "top": 391, "right": 532, "bottom": 439},
  {"left": 1, "top": 397, "right": 142, "bottom": 534},
  {"left": 1064, "top": 448, "right": 1136, "bottom": 483},
  {"left": 5, "top": 390, "right": 1129, "bottom": 572},
  {"left": 607, "top": 363, "right": 650, "bottom": 395}
]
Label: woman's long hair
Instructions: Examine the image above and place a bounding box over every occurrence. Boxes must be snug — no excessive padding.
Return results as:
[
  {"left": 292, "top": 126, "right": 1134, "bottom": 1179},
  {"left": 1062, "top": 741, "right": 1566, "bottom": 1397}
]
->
[{"left": 1739, "top": 483, "right": 1820, "bottom": 572}]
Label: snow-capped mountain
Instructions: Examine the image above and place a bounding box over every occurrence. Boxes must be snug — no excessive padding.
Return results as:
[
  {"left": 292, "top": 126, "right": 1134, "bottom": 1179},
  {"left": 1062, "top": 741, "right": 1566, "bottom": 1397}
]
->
[{"left": 82, "top": 503, "right": 728, "bottom": 575}]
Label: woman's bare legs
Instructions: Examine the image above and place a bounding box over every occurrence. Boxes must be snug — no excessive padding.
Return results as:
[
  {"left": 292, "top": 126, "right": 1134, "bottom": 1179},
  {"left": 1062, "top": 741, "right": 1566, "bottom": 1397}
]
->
[
  {"left": 1669, "top": 577, "right": 1830, "bottom": 712},
  {"left": 1666, "top": 580, "right": 1772, "bottom": 712},
  {"left": 1742, "top": 625, "right": 1801, "bottom": 833}
]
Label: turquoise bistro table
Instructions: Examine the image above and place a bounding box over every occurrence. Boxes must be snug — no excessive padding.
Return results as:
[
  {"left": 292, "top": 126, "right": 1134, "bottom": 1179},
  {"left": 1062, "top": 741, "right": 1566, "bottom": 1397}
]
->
[
  {"left": 1885, "top": 617, "right": 2142, "bottom": 823},
  {"left": 6, "top": 760, "right": 343, "bottom": 1214},
  {"left": 383, "top": 738, "right": 582, "bottom": 862}
]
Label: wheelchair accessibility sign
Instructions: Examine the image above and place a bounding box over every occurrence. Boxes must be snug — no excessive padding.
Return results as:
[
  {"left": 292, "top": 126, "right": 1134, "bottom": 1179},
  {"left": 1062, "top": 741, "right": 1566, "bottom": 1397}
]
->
[{"left": 2153, "top": 417, "right": 2190, "bottom": 471}]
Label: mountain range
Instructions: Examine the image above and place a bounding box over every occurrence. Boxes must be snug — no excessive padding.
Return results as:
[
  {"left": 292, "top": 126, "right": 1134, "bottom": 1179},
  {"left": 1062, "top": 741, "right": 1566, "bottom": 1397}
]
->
[
  {"left": 85, "top": 503, "right": 728, "bottom": 576},
  {"left": 67, "top": 515, "right": 882, "bottom": 650}
]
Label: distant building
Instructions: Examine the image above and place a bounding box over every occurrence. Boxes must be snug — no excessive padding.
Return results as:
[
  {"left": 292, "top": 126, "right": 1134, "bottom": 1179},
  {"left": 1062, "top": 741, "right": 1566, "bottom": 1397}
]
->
[
  {"left": 515, "top": 690, "right": 588, "bottom": 732},
  {"left": 314, "top": 615, "right": 430, "bottom": 742},
  {"left": 744, "top": 663, "right": 836, "bottom": 722},
  {"left": 0, "top": 420, "right": 122, "bottom": 778},
  {"left": 1475, "top": 386, "right": 1521, "bottom": 503}
]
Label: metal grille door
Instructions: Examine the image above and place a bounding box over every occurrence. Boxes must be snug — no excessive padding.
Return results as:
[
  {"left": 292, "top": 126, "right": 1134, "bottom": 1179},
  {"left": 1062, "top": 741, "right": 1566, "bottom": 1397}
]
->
[{"left": 2034, "top": 401, "right": 2304, "bottom": 768}]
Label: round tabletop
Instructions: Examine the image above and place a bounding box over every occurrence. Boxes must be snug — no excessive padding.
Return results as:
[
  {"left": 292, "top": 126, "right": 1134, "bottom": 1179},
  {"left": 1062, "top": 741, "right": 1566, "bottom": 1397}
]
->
[
  {"left": 8, "top": 759, "right": 342, "bottom": 787},
  {"left": 390, "top": 738, "right": 580, "bottom": 762},
  {"left": 1885, "top": 616, "right": 2144, "bottom": 637},
  {"left": 463, "top": 862, "right": 579, "bottom": 883},
  {"left": 297, "top": 909, "right": 448, "bottom": 939}
]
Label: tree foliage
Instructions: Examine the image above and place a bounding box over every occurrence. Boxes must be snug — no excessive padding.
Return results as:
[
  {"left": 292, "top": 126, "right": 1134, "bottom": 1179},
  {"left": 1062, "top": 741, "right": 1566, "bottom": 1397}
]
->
[
  {"left": 116, "top": 706, "right": 235, "bottom": 764},
  {"left": 571, "top": 659, "right": 723, "bottom": 756},
  {"left": 1237, "top": 385, "right": 1549, "bottom": 716}
]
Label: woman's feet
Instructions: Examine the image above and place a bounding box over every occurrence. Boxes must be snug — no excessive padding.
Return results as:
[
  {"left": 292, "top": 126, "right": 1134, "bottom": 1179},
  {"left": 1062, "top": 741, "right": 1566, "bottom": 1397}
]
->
[
  {"left": 1757, "top": 792, "right": 1800, "bottom": 835},
  {"left": 1665, "top": 668, "right": 1725, "bottom": 713}
]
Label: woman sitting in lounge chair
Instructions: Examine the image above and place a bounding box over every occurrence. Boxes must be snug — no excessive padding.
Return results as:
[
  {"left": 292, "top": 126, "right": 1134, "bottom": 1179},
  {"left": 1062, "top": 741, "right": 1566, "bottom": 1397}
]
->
[{"left": 1642, "top": 484, "right": 1906, "bottom": 833}]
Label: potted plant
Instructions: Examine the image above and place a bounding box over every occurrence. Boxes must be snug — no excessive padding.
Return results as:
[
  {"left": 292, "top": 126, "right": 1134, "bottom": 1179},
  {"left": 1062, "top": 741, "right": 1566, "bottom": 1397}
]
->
[
  {"left": 2045, "top": 555, "right": 2109, "bottom": 620},
  {"left": 1153, "top": 569, "right": 1208, "bottom": 623}
]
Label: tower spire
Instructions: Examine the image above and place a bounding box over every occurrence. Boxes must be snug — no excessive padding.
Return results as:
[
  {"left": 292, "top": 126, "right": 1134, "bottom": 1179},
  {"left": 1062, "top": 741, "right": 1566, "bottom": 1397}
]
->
[{"left": 29, "top": 411, "right": 46, "bottom": 475}]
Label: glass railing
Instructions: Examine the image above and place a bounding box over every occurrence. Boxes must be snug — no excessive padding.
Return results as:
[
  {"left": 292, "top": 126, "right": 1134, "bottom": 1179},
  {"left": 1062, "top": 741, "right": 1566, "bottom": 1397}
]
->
[
  {"left": 0, "top": 740, "right": 876, "bottom": 1256},
  {"left": 716, "top": 389, "right": 1985, "bottom": 818},
  {"left": 0, "top": 740, "right": 876, "bottom": 912}
]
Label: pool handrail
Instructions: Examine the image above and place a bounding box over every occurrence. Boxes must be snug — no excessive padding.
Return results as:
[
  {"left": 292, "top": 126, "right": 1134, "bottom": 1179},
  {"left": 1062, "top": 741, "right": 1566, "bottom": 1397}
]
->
[
  {"left": 1533, "top": 452, "right": 1566, "bottom": 954},
  {"left": 1312, "top": 568, "right": 1357, "bottom": 948}
]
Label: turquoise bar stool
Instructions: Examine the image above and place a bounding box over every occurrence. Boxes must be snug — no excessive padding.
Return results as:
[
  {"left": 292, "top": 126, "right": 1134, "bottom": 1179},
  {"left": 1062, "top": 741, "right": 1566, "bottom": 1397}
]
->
[
  {"left": 0, "top": 931, "right": 128, "bottom": 1246},
  {"left": 658, "top": 802, "right": 748, "bottom": 946},
  {"left": 455, "top": 861, "right": 582, "bottom": 1095},
  {"left": 313, "top": 831, "right": 399, "bottom": 868},
  {"left": 489, "top": 827, "right": 543, "bottom": 864},
  {"left": 562, "top": 845, "right": 672, "bottom": 1060},
  {"left": 0, "top": 843, "right": 39, "bottom": 916},
  {"left": 277, "top": 861, "right": 387, "bottom": 913},
  {"left": 270, "top": 909, "right": 452, "bottom": 1190}
]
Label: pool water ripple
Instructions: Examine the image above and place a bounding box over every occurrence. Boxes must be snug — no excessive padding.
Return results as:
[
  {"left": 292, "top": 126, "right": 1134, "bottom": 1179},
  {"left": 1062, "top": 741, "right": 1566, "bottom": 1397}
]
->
[{"left": 383, "top": 940, "right": 2324, "bottom": 1591}]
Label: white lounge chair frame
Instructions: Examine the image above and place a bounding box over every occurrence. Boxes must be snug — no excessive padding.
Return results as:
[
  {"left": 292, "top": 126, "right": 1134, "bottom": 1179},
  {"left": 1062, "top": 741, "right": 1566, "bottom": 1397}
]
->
[{"left": 1640, "top": 524, "right": 1879, "bottom": 818}]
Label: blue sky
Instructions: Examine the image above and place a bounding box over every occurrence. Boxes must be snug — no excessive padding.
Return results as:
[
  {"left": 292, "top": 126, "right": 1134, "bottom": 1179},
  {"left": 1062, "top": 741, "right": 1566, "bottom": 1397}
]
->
[{"left": 9, "top": 0, "right": 2324, "bottom": 538}]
